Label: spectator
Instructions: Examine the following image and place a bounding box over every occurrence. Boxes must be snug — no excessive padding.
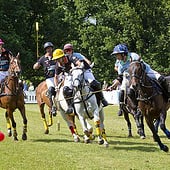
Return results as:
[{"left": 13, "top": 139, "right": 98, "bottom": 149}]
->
[
  {"left": 23, "top": 80, "right": 28, "bottom": 91},
  {"left": 28, "top": 82, "right": 34, "bottom": 91}
]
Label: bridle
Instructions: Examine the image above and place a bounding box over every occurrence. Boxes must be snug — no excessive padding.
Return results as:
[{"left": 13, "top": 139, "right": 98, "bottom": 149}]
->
[
  {"left": 129, "top": 61, "right": 159, "bottom": 102},
  {"left": 72, "top": 67, "right": 94, "bottom": 119},
  {"left": 2, "top": 56, "right": 21, "bottom": 96}
]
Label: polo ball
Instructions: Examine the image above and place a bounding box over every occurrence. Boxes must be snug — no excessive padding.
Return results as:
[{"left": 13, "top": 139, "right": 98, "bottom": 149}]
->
[{"left": 0, "top": 131, "right": 5, "bottom": 141}]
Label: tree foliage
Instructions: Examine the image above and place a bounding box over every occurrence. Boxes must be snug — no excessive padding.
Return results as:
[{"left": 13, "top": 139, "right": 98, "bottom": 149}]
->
[{"left": 0, "top": 0, "right": 169, "bottom": 86}]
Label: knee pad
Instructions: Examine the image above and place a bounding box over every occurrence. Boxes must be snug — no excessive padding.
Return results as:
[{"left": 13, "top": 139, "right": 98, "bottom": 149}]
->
[
  {"left": 63, "top": 86, "right": 73, "bottom": 97},
  {"left": 48, "top": 86, "right": 56, "bottom": 97}
]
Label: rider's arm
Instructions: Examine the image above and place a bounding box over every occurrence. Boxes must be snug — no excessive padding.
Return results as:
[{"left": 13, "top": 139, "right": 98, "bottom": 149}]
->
[{"left": 33, "top": 62, "right": 41, "bottom": 70}]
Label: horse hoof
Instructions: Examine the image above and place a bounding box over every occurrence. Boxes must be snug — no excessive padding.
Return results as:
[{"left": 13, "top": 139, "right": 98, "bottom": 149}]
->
[
  {"left": 83, "top": 135, "right": 91, "bottom": 144},
  {"left": 22, "top": 134, "right": 27, "bottom": 140},
  {"left": 14, "top": 137, "right": 18, "bottom": 141},
  {"left": 140, "top": 135, "right": 146, "bottom": 139},
  {"left": 161, "top": 145, "right": 169, "bottom": 152},
  {"left": 73, "top": 134, "right": 80, "bottom": 142},
  {"left": 104, "top": 141, "right": 109, "bottom": 148},
  {"left": 98, "top": 136, "right": 104, "bottom": 145},
  {"left": 44, "top": 130, "right": 49, "bottom": 134}
]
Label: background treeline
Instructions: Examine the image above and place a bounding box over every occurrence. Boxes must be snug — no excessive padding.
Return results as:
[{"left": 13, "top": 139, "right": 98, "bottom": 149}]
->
[{"left": 0, "top": 0, "right": 169, "bottom": 86}]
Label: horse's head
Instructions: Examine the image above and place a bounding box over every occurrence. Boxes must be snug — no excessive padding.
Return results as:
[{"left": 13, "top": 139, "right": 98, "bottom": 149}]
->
[
  {"left": 8, "top": 53, "right": 21, "bottom": 77},
  {"left": 128, "top": 61, "right": 145, "bottom": 90},
  {"left": 71, "top": 67, "right": 85, "bottom": 90}
]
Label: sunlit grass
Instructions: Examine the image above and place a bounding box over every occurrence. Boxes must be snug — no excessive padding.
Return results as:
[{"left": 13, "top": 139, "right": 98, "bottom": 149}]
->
[{"left": 0, "top": 104, "right": 170, "bottom": 170}]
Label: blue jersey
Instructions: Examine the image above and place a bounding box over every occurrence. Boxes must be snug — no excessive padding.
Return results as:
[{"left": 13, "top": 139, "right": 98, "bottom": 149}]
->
[
  {"left": 116, "top": 52, "right": 159, "bottom": 79},
  {"left": 72, "top": 52, "right": 85, "bottom": 60}
]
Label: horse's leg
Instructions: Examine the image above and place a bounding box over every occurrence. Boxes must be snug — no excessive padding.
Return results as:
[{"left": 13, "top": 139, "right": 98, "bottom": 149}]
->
[
  {"left": 86, "top": 119, "right": 95, "bottom": 140},
  {"left": 7, "top": 110, "right": 18, "bottom": 141},
  {"left": 123, "top": 109, "right": 132, "bottom": 137},
  {"left": 60, "top": 110, "right": 80, "bottom": 142},
  {"left": 78, "top": 117, "right": 91, "bottom": 143},
  {"left": 5, "top": 111, "right": 12, "bottom": 137},
  {"left": 154, "top": 118, "right": 160, "bottom": 133},
  {"left": 133, "top": 110, "right": 145, "bottom": 139},
  {"left": 145, "top": 115, "right": 169, "bottom": 152},
  {"left": 99, "top": 108, "right": 109, "bottom": 147},
  {"left": 48, "top": 108, "right": 53, "bottom": 127},
  {"left": 18, "top": 105, "right": 28, "bottom": 140},
  {"left": 40, "top": 103, "right": 49, "bottom": 134},
  {"left": 159, "top": 110, "right": 170, "bottom": 139}
]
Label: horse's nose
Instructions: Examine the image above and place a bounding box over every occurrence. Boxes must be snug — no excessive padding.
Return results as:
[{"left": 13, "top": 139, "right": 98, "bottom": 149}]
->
[{"left": 16, "top": 71, "right": 21, "bottom": 76}]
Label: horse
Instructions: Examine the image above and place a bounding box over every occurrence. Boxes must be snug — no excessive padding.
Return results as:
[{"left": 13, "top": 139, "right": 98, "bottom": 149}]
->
[
  {"left": 0, "top": 53, "right": 27, "bottom": 141},
  {"left": 128, "top": 61, "right": 170, "bottom": 152},
  {"left": 71, "top": 66, "right": 109, "bottom": 147},
  {"left": 119, "top": 72, "right": 145, "bottom": 138},
  {"left": 36, "top": 80, "right": 80, "bottom": 142}
]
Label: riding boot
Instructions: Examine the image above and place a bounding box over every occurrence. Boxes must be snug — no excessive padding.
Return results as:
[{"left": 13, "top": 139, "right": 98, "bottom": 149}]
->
[
  {"left": 90, "top": 80, "right": 108, "bottom": 107},
  {"left": 48, "top": 87, "right": 57, "bottom": 116},
  {"left": 158, "top": 76, "right": 170, "bottom": 100},
  {"left": 63, "top": 86, "right": 74, "bottom": 114},
  {"left": 117, "top": 90, "right": 124, "bottom": 116}
]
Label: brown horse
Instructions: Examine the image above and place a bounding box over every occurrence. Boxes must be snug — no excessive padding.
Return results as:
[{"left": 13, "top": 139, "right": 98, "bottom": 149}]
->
[
  {"left": 0, "top": 53, "right": 27, "bottom": 141},
  {"left": 36, "top": 81, "right": 80, "bottom": 142},
  {"left": 128, "top": 61, "right": 170, "bottom": 152}
]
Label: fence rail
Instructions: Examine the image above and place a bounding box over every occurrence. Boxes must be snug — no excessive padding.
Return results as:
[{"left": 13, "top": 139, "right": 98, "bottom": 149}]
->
[{"left": 24, "top": 90, "right": 120, "bottom": 104}]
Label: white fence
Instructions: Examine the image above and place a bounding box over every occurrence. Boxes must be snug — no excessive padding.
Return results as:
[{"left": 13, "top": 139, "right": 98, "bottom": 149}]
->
[
  {"left": 24, "top": 91, "right": 37, "bottom": 104},
  {"left": 24, "top": 90, "right": 120, "bottom": 104}
]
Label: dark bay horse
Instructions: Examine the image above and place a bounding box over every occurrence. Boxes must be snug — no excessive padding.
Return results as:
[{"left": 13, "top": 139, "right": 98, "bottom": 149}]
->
[
  {"left": 36, "top": 81, "right": 80, "bottom": 142},
  {"left": 128, "top": 61, "right": 170, "bottom": 152},
  {"left": 0, "top": 54, "right": 27, "bottom": 141},
  {"left": 121, "top": 95, "right": 145, "bottom": 139}
]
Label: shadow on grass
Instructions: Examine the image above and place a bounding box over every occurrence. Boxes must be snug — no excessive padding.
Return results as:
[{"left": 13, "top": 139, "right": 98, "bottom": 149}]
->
[
  {"left": 108, "top": 140, "right": 168, "bottom": 152},
  {"left": 32, "top": 138, "right": 73, "bottom": 143}
]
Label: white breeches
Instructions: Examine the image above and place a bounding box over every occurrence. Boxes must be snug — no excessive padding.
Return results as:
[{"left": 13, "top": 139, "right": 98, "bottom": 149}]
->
[{"left": 46, "top": 77, "right": 55, "bottom": 88}]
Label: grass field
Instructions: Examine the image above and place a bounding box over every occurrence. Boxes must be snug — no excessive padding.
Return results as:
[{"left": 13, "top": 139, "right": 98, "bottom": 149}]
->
[{"left": 0, "top": 104, "right": 170, "bottom": 170}]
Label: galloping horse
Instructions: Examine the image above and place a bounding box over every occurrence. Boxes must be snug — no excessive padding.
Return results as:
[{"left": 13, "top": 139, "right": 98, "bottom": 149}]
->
[
  {"left": 71, "top": 66, "right": 108, "bottom": 146},
  {"left": 128, "top": 61, "right": 170, "bottom": 152},
  {"left": 36, "top": 80, "right": 80, "bottom": 142},
  {"left": 0, "top": 53, "right": 27, "bottom": 140},
  {"left": 120, "top": 72, "right": 145, "bottom": 138}
]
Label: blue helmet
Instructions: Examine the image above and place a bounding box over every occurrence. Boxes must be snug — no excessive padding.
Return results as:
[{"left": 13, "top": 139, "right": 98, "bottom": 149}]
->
[{"left": 111, "top": 44, "right": 128, "bottom": 55}]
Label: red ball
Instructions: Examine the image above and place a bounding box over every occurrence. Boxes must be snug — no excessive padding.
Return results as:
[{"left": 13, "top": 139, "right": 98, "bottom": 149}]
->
[{"left": 0, "top": 131, "right": 5, "bottom": 141}]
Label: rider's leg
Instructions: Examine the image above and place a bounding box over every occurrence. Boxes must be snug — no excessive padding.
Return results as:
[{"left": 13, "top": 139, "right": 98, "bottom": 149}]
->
[
  {"left": 63, "top": 86, "right": 74, "bottom": 114},
  {"left": 127, "top": 88, "right": 138, "bottom": 107},
  {"left": 117, "top": 90, "right": 124, "bottom": 116},
  {"left": 90, "top": 80, "right": 108, "bottom": 107},
  {"left": 47, "top": 86, "right": 57, "bottom": 116}
]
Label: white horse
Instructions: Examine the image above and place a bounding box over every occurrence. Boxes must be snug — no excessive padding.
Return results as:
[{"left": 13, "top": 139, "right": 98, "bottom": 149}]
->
[
  {"left": 54, "top": 84, "right": 81, "bottom": 143},
  {"left": 71, "top": 66, "right": 109, "bottom": 147}
]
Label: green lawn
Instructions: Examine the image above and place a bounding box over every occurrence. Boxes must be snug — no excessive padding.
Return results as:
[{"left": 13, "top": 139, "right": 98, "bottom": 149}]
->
[{"left": 0, "top": 104, "right": 170, "bottom": 170}]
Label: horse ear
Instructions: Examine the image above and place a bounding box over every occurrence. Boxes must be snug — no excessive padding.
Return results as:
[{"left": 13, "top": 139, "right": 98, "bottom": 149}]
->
[{"left": 16, "top": 52, "right": 20, "bottom": 59}]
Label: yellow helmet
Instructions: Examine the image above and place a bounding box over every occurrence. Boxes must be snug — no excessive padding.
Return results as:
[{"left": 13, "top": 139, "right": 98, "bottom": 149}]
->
[{"left": 53, "top": 49, "right": 65, "bottom": 60}]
